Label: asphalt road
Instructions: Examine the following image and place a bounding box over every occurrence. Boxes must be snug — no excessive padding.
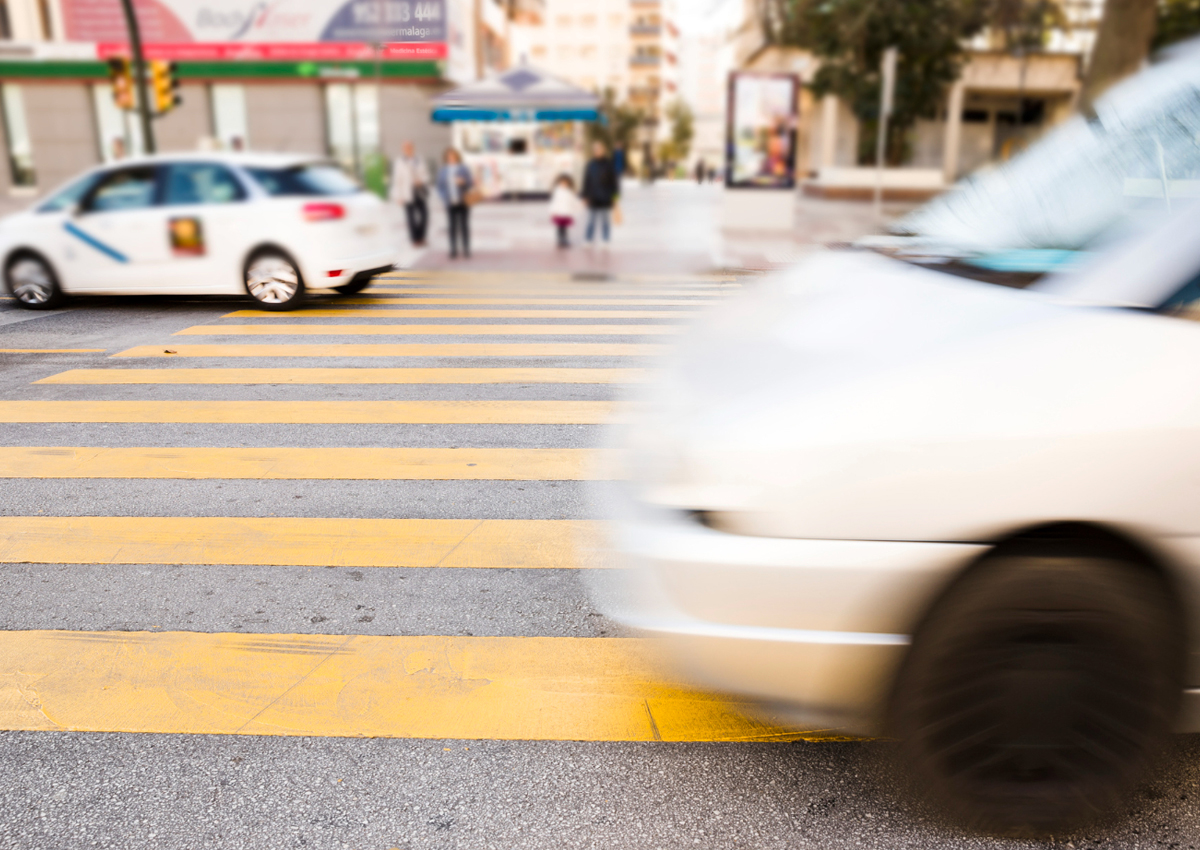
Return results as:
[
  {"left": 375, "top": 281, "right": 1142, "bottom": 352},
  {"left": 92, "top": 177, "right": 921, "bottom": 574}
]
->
[{"left": 1, "top": 281, "right": 1198, "bottom": 850}]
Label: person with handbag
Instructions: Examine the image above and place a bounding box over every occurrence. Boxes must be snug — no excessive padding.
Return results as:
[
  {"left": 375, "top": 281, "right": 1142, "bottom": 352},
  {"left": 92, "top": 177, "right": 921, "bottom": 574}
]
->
[
  {"left": 391, "top": 140, "right": 430, "bottom": 247},
  {"left": 581, "top": 141, "right": 619, "bottom": 246},
  {"left": 436, "top": 147, "right": 475, "bottom": 259}
]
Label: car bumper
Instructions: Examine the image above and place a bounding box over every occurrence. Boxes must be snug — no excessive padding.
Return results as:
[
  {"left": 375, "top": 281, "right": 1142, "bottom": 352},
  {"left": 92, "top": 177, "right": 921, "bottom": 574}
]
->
[
  {"left": 306, "top": 247, "right": 400, "bottom": 287},
  {"left": 596, "top": 500, "right": 984, "bottom": 734}
]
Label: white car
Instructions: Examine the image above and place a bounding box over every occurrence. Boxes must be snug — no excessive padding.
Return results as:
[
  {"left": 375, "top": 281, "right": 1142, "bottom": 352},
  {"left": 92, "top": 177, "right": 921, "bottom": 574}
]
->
[
  {"left": 599, "top": 51, "right": 1200, "bottom": 835},
  {"left": 0, "top": 152, "right": 403, "bottom": 311}
]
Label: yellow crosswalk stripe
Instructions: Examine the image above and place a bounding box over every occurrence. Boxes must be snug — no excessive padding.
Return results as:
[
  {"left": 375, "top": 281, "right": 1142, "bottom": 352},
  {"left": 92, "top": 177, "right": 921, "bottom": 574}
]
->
[
  {"left": 0, "top": 517, "right": 602, "bottom": 568},
  {"left": 37, "top": 367, "right": 648, "bottom": 385},
  {"left": 368, "top": 288, "right": 728, "bottom": 297},
  {"left": 225, "top": 309, "right": 696, "bottom": 319},
  {"left": 0, "top": 447, "right": 611, "bottom": 480},
  {"left": 0, "top": 631, "right": 831, "bottom": 741},
  {"left": 0, "top": 400, "right": 615, "bottom": 424},
  {"left": 175, "top": 324, "right": 680, "bottom": 336},
  {"left": 338, "top": 298, "right": 718, "bottom": 306},
  {"left": 112, "top": 344, "right": 664, "bottom": 358}
]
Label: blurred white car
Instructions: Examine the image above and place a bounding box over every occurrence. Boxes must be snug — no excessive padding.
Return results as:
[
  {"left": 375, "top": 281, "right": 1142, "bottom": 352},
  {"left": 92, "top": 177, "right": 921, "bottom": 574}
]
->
[
  {"left": 600, "top": 48, "right": 1200, "bottom": 835},
  {"left": 0, "top": 152, "right": 403, "bottom": 311}
]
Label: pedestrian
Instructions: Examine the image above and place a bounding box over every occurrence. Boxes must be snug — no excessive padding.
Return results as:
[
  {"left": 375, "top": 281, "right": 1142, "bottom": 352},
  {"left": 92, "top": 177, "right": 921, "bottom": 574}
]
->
[
  {"left": 392, "top": 140, "right": 430, "bottom": 247},
  {"left": 612, "top": 143, "right": 627, "bottom": 181},
  {"left": 436, "top": 147, "right": 474, "bottom": 259},
  {"left": 694, "top": 158, "right": 706, "bottom": 184},
  {"left": 548, "top": 173, "right": 580, "bottom": 248},
  {"left": 641, "top": 141, "right": 656, "bottom": 184},
  {"left": 581, "top": 141, "right": 619, "bottom": 246}
]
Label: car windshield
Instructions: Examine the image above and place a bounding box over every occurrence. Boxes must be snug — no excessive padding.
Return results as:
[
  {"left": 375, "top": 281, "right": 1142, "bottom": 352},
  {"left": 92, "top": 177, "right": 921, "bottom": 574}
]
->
[
  {"left": 245, "top": 164, "right": 360, "bottom": 197},
  {"left": 896, "top": 50, "right": 1200, "bottom": 263},
  {"left": 36, "top": 172, "right": 101, "bottom": 213}
]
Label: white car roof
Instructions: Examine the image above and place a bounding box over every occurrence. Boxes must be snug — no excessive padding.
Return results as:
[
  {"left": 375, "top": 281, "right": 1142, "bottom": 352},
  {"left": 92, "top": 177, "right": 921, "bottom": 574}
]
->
[{"left": 110, "top": 151, "right": 332, "bottom": 170}]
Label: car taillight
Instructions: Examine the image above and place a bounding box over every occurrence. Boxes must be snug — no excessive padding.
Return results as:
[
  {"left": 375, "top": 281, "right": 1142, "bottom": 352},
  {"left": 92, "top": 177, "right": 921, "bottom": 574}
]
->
[{"left": 303, "top": 202, "right": 345, "bottom": 222}]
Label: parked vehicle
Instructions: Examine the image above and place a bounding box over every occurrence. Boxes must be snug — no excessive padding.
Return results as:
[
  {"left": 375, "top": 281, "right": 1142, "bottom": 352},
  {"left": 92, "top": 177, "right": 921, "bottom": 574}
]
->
[
  {"left": 597, "top": 46, "right": 1200, "bottom": 835},
  {"left": 1, "top": 152, "right": 403, "bottom": 311}
]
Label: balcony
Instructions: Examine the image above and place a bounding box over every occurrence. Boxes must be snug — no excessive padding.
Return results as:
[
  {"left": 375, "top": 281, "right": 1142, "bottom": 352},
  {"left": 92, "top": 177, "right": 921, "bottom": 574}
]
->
[
  {"left": 630, "top": 23, "right": 661, "bottom": 36},
  {"left": 630, "top": 54, "right": 662, "bottom": 67},
  {"left": 630, "top": 0, "right": 661, "bottom": 7},
  {"left": 628, "top": 85, "right": 660, "bottom": 101}
]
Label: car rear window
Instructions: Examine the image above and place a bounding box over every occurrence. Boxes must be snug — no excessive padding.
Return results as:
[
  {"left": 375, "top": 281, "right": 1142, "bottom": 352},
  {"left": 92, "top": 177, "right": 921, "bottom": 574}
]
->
[{"left": 245, "top": 164, "right": 359, "bottom": 197}]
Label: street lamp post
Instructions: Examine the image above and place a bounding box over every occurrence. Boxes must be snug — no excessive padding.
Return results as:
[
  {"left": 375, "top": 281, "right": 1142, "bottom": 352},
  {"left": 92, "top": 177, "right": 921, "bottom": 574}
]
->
[
  {"left": 117, "top": 0, "right": 155, "bottom": 154},
  {"left": 873, "top": 46, "right": 898, "bottom": 219}
]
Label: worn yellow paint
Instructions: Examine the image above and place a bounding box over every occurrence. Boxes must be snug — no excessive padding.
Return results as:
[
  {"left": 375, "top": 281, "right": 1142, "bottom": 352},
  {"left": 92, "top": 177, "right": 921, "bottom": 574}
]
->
[
  {"left": 0, "top": 517, "right": 602, "bottom": 568},
  {"left": 337, "top": 298, "right": 719, "bottom": 306},
  {"left": 37, "top": 367, "right": 648, "bottom": 385},
  {"left": 111, "top": 343, "right": 665, "bottom": 358},
  {"left": 224, "top": 309, "right": 696, "bottom": 319},
  {"left": 0, "top": 630, "right": 833, "bottom": 741},
  {"left": 0, "top": 446, "right": 610, "bottom": 480},
  {"left": 0, "top": 400, "right": 615, "bottom": 424},
  {"left": 175, "top": 324, "right": 680, "bottom": 336},
  {"left": 0, "top": 349, "right": 107, "bottom": 353}
]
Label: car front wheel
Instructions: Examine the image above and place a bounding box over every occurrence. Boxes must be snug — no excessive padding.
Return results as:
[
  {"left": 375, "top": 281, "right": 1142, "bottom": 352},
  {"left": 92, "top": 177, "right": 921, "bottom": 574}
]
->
[
  {"left": 890, "top": 551, "right": 1183, "bottom": 835},
  {"left": 5, "top": 252, "right": 65, "bottom": 309},
  {"left": 244, "top": 251, "right": 305, "bottom": 311}
]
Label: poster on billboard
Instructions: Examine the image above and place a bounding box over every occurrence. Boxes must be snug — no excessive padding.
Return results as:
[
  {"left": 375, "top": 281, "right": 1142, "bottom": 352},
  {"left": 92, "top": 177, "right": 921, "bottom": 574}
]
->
[
  {"left": 62, "top": 0, "right": 447, "bottom": 60},
  {"left": 726, "top": 72, "right": 799, "bottom": 189}
]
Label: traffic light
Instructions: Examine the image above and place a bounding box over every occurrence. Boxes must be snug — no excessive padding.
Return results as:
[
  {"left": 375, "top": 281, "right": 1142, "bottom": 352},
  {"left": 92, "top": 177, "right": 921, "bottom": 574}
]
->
[
  {"left": 107, "top": 57, "right": 133, "bottom": 110},
  {"left": 149, "top": 60, "right": 181, "bottom": 115}
]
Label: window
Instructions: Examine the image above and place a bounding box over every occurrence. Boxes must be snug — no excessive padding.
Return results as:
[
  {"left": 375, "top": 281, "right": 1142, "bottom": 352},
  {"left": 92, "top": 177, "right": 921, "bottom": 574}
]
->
[
  {"left": 210, "top": 84, "right": 248, "bottom": 151},
  {"left": 0, "top": 0, "right": 11, "bottom": 39},
  {"left": 324, "top": 83, "right": 379, "bottom": 177},
  {"left": 246, "top": 164, "right": 359, "bottom": 197},
  {"left": 83, "top": 167, "right": 157, "bottom": 213},
  {"left": 37, "top": 172, "right": 101, "bottom": 213},
  {"left": 580, "top": 13, "right": 596, "bottom": 27},
  {"left": 608, "top": 13, "right": 623, "bottom": 27},
  {"left": 555, "top": 14, "right": 571, "bottom": 27},
  {"left": 1, "top": 84, "right": 34, "bottom": 187},
  {"left": 581, "top": 45, "right": 596, "bottom": 60},
  {"left": 92, "top": 84, "right": 144, "bottom": 162},
  {"left": 37, "top": 0, "right": 52, "bottom": 39},
  {"left": 163, "top": 163, "right": 246, "bottom": 205}
]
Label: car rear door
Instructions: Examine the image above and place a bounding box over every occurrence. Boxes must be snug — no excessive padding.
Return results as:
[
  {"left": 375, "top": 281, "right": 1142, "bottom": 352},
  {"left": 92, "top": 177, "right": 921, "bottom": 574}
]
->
[
  {"left": 159, "top": 161, "right": 255, "bottom": 291},
  {"left": 65, "top": 165, "right": 167, "bottom": 291}
]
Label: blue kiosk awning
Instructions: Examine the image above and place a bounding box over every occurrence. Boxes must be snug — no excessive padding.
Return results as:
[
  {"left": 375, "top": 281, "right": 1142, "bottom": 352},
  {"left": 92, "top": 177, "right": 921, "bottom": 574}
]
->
[{"left": 432, "top": 66, "right": 600, "bottom": 123}]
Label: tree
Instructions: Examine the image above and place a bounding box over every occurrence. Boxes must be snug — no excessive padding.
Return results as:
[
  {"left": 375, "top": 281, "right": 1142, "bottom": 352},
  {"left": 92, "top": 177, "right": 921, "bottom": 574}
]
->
[
  {"left": 986, "top": 0, "right": 1069, "bottom": 51},
  {"left": 586, "top": 88, "right": 643, "bottom": 151},
  {"left": 1080, "top": 0, "right": 1158, "bottom": 113},
  {"left": 666, "top": 99, "right": 695, "bottom": 163},
  {"left": 1154, "top": 0, "right": 1200, "bottom": 52}
]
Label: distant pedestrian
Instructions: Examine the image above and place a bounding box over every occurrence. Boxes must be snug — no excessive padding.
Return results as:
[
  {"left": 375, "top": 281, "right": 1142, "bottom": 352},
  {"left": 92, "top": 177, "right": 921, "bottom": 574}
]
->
[
  {"left": 694, "top": 158, "right": 706, "bottom": 184},
  {"left": 548, "top": 173, "right": 580, "bottom": 248},
  {"left": 436, "top": 147, "right": 474, "bottom": 259},
  {"left": 640, "top": 141, "right": 656, "bottom": 185},
  {"left": 612, "top": 143, "right": 627, "bottom": 181},
  {"left": 581, "top": 141, "right": 619, "bottom": 245},
  {"left": 392, "top": 140, "right": 430, "bottom": 247}
]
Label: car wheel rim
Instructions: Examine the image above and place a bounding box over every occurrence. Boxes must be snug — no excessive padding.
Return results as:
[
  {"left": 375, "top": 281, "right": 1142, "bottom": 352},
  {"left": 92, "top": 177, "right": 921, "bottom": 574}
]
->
[
  {"left": 246, "top": 256, "right": 299, "bottom": 304},
  {"left": 9, "top": 259, "right": 52, "bottom": 304}
]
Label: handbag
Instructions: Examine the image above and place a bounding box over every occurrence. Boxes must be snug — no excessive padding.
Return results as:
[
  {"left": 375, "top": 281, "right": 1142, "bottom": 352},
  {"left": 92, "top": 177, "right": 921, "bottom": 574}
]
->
[
  {"left": 611, "top": 204, "right": 623, "bottom": 226},
  {"left": 465, "top": 188, "right": 483, "bottom": 206}
]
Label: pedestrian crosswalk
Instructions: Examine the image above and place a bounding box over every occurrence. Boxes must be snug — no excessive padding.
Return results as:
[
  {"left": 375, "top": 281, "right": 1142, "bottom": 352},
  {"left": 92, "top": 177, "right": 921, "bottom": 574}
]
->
[{"left": 0, "top": 270, "right": 840, "bottom": 745}]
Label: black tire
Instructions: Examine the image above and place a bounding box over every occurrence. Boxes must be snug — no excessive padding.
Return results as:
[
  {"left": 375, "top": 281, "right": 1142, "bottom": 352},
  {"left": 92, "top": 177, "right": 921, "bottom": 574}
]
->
[
  {"left": 5, "top": 251, "right": 66, "bottom": 309},
  {"left": 333, "top": 275, "right": 374, "bottom": 295},
  {"left": 243, "top": 249, "right": 305, "bottom": 311},
  {"left": 890, "top": 553, "right": 1183, "bottom": 836}
]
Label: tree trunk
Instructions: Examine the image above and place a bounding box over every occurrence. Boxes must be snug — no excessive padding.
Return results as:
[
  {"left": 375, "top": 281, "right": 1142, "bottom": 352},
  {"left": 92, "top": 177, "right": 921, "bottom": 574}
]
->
[{"left": 1080, "top": 0, "right": 1159, "bottom": 114}]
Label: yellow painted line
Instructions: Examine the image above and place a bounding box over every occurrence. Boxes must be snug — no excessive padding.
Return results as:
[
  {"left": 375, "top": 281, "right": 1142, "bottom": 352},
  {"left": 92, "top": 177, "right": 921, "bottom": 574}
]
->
[
  {"left": 112, "top": 344, "right": 665, "bottom": 358},
  {"left": 0, "top": 447, "right": 610, "bottom": 480},
  {"left": 369, "top": 288, "right": 730, "bottom": 297},
  {"left": 0, "top": 517, "right": 602, "bottom": 568},
  {"left": 0, "top": 400, "right": 614, "bottom": 424},
  {"left": 38, "top": 367, "right": 648, "bottom": 385},
  {"left": 175, "top": 324, "right": 680, "bottom": 336},
  {"left": 225, "top": 309, "right": 696, "bottom": 319},
  {"left": 0, "top": 349, "right": 107, "bottom": 353},
  {"left": 0, "top": 630, "right": 836, "bottom": 741},
  {"left": 338, "top": 297, "right": 716, "bottom": 306}
]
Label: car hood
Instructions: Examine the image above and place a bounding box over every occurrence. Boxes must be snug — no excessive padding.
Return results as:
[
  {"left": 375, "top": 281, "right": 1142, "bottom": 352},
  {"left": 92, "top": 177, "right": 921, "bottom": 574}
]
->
[{"left": 623, "top": 250, "right": 1200, "bottom": 541}]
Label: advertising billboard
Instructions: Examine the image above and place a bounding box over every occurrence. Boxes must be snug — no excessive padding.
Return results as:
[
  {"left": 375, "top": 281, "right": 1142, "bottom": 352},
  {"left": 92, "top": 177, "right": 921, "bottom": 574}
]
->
[
  {"left": 726, "top": 72, "right": 799, "bottom": 189},
  {"left": 62, "top": 0, "right": 447, "bottom": 60}
]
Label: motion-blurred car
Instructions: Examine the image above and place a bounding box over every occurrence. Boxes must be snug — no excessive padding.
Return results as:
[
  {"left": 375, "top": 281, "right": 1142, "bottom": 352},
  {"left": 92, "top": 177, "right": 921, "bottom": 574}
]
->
[
  {"left": 599, "top": 46, "right": 1200, "bottom": 835},
  {"left": 0, "top": 152, "right": 402, "bottom": 311}
]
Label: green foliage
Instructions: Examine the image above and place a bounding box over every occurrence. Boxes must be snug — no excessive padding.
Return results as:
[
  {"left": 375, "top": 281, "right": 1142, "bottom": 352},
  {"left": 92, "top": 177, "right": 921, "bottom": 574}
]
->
[
  {"left": 665, "top": 99, "right": 695, "bottom": 162},
  {"left": 362, "top": 151, "right": 388, "bottom": 199},
  {"left": 1155, "top": 0, "right": 1200, "bottom": 51},
  {"left": 586, "top": 88, "right": 643, "bottom": 151},
  {"left": 987, "top": 0, "right": 1069, "bottom": 52}
]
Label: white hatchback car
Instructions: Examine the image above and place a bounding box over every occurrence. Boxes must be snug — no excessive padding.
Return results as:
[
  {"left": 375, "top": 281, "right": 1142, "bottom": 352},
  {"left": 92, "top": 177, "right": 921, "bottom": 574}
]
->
[
  {"left": 0, "top": 152, "right": 403, "bottom": 311},
  {"left": 600, "top": 49, "right": 1200, "bottom": 835}
]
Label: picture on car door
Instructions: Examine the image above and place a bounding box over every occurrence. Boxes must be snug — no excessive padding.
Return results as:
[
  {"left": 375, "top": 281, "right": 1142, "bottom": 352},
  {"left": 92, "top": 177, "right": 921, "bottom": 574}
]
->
[{"left": 169, "top": 216, "right": 204, "bottom": 256}]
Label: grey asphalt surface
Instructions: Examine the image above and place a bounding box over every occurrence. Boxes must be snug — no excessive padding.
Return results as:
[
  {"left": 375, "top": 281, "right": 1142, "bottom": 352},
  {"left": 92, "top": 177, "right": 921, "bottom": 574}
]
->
[{"left": 2, "top": 286, "right": 1199, "bottom": 850}]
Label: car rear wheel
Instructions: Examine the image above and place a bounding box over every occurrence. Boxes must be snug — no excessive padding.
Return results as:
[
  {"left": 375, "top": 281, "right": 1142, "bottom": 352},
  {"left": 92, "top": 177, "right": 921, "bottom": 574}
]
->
[
  {"left": 5, "top": 252, "right": 65, "bottom": 309},
  {"left": 890, "top": 552, "right": 1182, "bottom": 836},
  {"left": 332, "top": 275, "right": 374, "bottom": 295},
  {"left": 244, "top": 251, "right": 305, "bottom": 311}
]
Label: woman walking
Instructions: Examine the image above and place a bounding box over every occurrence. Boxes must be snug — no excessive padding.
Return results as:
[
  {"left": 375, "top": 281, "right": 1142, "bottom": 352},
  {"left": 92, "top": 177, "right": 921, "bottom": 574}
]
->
[{"left": 436, "top": 147, "right": 474, "bottom": 259}]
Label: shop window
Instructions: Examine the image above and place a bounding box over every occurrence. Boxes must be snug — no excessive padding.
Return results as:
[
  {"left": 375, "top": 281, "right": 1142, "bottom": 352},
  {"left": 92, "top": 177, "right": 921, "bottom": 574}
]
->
[
  {"left": 1, "top": 84, "right": 35, "bottom": 187},
  {"left": 211, "top": 84, "right": 248, "bottom": 151},
  {"left": 324, "top": 83, "right": 379, "bottom": 178},
  {"left": 962, "top": 109, "right": 989, "bottom": 123}
]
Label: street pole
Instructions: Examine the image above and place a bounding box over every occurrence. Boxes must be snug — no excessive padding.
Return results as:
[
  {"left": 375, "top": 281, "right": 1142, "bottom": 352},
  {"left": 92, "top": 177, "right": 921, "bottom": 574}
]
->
[
  {"left": 117, "top": 0, "right": 155, "bottom": 154},
  {"left": 874, "top": 46, "right": 897, "bottom": 219}
]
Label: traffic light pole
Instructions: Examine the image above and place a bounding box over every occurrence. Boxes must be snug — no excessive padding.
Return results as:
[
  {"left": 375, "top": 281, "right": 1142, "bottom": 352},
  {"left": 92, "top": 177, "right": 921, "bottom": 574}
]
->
[{"left": 117, "top": 0, "right": 155, "bottom": 154}]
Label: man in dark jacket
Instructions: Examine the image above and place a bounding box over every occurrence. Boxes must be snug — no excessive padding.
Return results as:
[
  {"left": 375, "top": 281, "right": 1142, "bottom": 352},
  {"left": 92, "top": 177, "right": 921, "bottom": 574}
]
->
[{"left": 580, "top": 141, "right": 619, "bottom": 245}]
